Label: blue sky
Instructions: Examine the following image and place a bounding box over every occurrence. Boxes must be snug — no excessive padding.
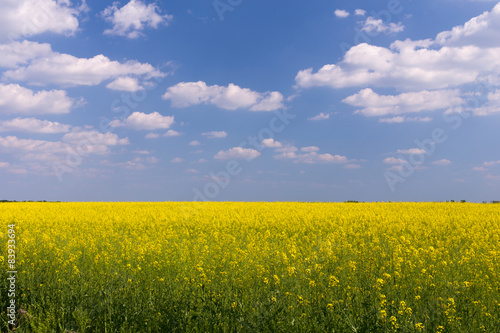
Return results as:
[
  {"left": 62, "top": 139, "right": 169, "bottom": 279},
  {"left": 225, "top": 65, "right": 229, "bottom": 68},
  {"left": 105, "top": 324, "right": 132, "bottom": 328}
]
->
[{"left": 1, "top": 0, "right": 500, "bottom": 202}]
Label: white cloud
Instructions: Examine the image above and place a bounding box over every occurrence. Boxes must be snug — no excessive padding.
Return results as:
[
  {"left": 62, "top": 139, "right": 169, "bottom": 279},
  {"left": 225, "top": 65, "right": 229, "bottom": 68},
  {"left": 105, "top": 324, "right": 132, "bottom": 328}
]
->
[
  {"left": 473, "top": 89, "right": 500, "bottom": 115},
  {"left": 8, "top": 168, "right": 27, "bottom": 175},
  {"left": 295, "top": 152, "right": 347, "bottom": 164},
  {"left": 486, "top": 174, "right": 500, "bottom": 181},
  {"left": 396, "top": 148, "right": 426, "bottom": 155},
  {"left": 334, "top": 9, "right": 350, "bottom": 18},
  {"left": 307, "top": 112, "right": 330, "bottom": 121},
  {"left": 110, "top": 112, "right": 174, "bottom": 130},
  {"left": 214, "top": 147, "right": 261, "bottom": 160},
  {"left": 0, "top": 83, "right": 75, "bottom": 115},
  {"left": 171, "top": 157, "right": 183, "bottom": 163},
  {"left": 301, "top": 146, "right": 320, "bottom": 152},
  {"left": 343, "top": 89, "right": 463, "bottom": 117},
  {"left": 62, "top": 130, "right": 129, "bottom": 146},
  {"left": 1, "top": 41, "right": 164, "bottom": 87},
  {"left": 261, "top": 138, "right": 282, "bottom": 148},
  {"left": 185, "top": 168, "right": 198, "bottom": 174},
  {"left": 295, "top": 4, "right": 500, "bottom": 93},
  {"left": 433, "top": 159, "right": 452, "bottom": 166},
  {"left": 249, "top": 91, "right": 284, "bottom": 111},
  {"left": 132, "top": 150, "right": 151, "bottom": 155},
  {"left": 483, "top": 160, "right": 500, "bottom": 167},
  {"left": 0, "top": 41, "right": 53, "bottom": 68},
  {"left": 344, "top": 164, "right": 361, "bottom": 169},
  {"left": 162, "top": 81, "right": 284, "bottom": 111},
  {"left": 0, "top": 161, "right": 10, "bottom": 168},
  {"left": 0, "top": 118, "right": 71, "bottom": 133},
  {"left": 383, "top": 157, "right": 407, "bottom": 164},
  {"left": 106, "top": 77, "right": 144, "bottom": 92},
  {"left": 101, "top": 0, "right": 172, "bottom": 39},
  {"left": 189, "top": 140, "right": 201, "bottom": 146},
  {"left": 361, "top": 17, "right": 404, "bottom": 34},
  {"left": 354, "top": 9, "right": 366, "bottom": 16},
  {"left": 163, "top": 130, "right": 180, "bottom": 137},
  {"left": 473, "top": 166, "right": 487, "bottom": 172},
  {"left": 102, "top": 155, "right": 158, "bottom": 171},
  {"left": 0, "top": 131, "right": 127, "bottom": 164},
  {"left": 274, "top": 145, "right": 347, "bottom": 164},
  {"left": 202, "top": 131, "right": 227, "bottom": 139},
  {"left": 145, "top": 133, "right": 159, "bottom": 139},
  {"left": 435, "top": 3, "right": 500, "bottom": 48},
  {"left": 379, "top": 116, "right": 433, "bottom": 123},
  {"left": 0, "top": 0, "right": 83, "bottom": 42}
]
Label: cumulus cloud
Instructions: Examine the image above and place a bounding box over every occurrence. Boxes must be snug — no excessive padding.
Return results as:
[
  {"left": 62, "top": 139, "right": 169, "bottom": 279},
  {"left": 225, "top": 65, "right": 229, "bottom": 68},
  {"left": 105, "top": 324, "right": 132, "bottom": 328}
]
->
[
  {"left": 361, "top": 17, "right": 404, "bottom": 34},
  {"left": 102, "top": 155, "right": 158, "bottom": 171},
  {"left": 109, "top": 112, "right": 174, "bottom": 130},
  {"left": 483, "top": 160, "right": 500, "bottom": 167},
  {"left": 261, "top": 138, "right": 282, "bottom": 148},
  {"left": 163, "top": 129, "right": 180, "bottom": 137},
  {"left": 396, "top": 148, "right": 426, "bottom": 154},
  {"left": 301, "top": 146, "right": 320, "bottom": 152},
  {"left": 383, "top": 157, "right": 408, "bottom": 164},
  {"left": 473, "top": 89, "right": 500, "bottom": 115},
  {"left": 189, "top": 140, "right": 201, "bottom": 146},
  {"left": 432, "top": 159, "right": 452, "bottom": 166},
  {"left": 0, "top": 118, "right": 71, "bottom": 133},
  {"left": 62, "top": 130, "right": 129, "bottom": 146},
  {"left": 355, "top": 9, "right": 366, "bottom": 16},
  {"left": 101, "top": 0, "right": 172, "bottom": 39},
  {"left": 435, "top": 3, "right": 500, "bottom": 48},
  {"left": 214, "top": 147, "right": 261, "bottom": 160},
  {"left": 106, "top": 77, "right": 144, "bottom": 92},
  {"left": 343, "top": 88, "right": 463, "bottom": 117},
  {"left": 334, "top": 9, "right": 350, "bottom": 18},
  {"left": 344, "top": 164, "right": 361, "bottom": 169},
  {"left": 0, "top": 41, "right": 164, "bottom": 87},
  {"left": 295, "top": 40, "right": 500, "bottom": 91},
  {"left": 162, "top": 81, "right": 284, "bottom": 111},
  {"left": 296, "top": 4, "right": 500, "bottom": 94},
  {"left": 307, "top": 112, "right": 330, "bottom": 121},
  {"left": 249, "top": 91, "right": 284, "bottom": 111},
  {"left": 274, "top": 145, "right": 347, "bottom": 164},
  {"left": 0, "top": 0, "right": 84, "bottom": 42},
  {"left": 202, "top": 131, "right": 227, "bottom": 139},
  {"left": 0, "top": 41, "right": 53, "bottom": 68},
  {"left": 0, "top": 136, "right": 67, "bottom": 155},
  {"left": 295, "top": 152, "right": 347, "bottom": 164},
  {"left": 171, "top": 157, "right": 183, "bottom": 163},
  {"left": 379, "top": 116, "right": 432, "bottom": 123},
  {"left": 0, "top": 83, "right": 75, "bottom": 115},
  {"left": 0, "top": 130, "right": 127, "bottom": 164},
  {"left": 0, "top": 128, "right": 129, "bottom": 174}
]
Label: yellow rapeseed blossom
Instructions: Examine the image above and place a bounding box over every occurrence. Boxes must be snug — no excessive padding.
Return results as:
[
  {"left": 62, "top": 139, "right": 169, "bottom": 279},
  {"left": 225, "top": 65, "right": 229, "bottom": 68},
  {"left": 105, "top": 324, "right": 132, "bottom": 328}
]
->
[{"left": 0, "top": 202, "right": 498, "bottom": 332}]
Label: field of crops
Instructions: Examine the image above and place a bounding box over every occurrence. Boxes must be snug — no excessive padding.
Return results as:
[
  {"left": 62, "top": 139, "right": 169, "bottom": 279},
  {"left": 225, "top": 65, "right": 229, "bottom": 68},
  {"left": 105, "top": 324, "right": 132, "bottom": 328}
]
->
[{"left": 1, "top": 202, "right": 499, "bottom": 332}]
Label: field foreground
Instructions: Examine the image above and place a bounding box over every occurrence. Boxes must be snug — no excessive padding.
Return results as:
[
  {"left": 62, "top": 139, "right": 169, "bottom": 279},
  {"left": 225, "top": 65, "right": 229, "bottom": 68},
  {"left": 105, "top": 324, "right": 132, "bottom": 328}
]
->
[{"left": 1, "top": 202, "right": 500, "bottom": 332}]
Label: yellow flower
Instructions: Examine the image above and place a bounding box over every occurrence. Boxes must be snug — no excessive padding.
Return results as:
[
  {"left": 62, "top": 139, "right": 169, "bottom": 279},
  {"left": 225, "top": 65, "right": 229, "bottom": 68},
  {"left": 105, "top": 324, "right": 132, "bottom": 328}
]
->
[{"left": 415, "top": 323, "right": 424, "bottom": 331}]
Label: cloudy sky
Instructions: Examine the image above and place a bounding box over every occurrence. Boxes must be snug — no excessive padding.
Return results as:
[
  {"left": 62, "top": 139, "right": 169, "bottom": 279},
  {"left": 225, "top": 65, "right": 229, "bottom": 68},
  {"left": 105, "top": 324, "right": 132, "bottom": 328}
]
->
[{"left": 1, "top": 0, "right": 500, "bottom": 202}]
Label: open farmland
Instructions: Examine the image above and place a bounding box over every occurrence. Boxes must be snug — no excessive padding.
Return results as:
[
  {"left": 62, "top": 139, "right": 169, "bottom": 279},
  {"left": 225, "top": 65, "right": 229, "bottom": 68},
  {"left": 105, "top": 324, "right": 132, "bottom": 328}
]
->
[{"left": 1, "top": 202, "right": 500, "bottom": 332}]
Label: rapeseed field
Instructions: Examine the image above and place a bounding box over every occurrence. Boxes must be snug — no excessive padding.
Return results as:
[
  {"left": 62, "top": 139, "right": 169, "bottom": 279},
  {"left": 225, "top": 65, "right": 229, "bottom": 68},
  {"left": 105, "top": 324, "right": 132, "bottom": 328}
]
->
[{"left": 1, "top": 202, "right": 499, "bottom": 332}]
